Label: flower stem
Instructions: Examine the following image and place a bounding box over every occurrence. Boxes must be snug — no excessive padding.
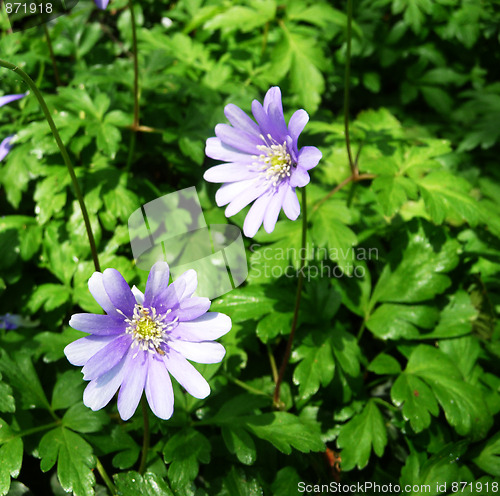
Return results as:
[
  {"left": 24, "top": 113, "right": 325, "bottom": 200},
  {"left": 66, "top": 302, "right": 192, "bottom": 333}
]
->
[
  {"left": 310, "top": 173, "right": 374, "bottom": 216},
  {"left": 43, "top": 24, "right": 62, "bottom": 87},
  {"left": 273, "top": 188, "right": 307, "bottom": 409},
  {"left": 129, "top": 0, "right": 140, "bottom": 129},
  {"left": 139, "top": 396, "right": 150, "bottom": 475},
  {"left": 0, "top": 59, "right": 101, "bottom": 272},
  {"left": 344, "top": 0, "right": 356, "bottom": 176},
  {"left": 267, "top": 344, "right": 278, "bottom": 384},
  {"left": 125, "top": 0, "right": 140, "bottom": 172},
  {"left": 224, "top": 373, "right": 272, "bottom": 398},
  {"left": 95, "top": 457, "right": 117, "bottom": 496}
]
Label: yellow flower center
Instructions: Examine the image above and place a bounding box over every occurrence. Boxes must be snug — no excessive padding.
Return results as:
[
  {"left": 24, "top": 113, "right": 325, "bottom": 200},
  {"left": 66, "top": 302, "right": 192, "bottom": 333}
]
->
[
  {"left": 124, "top": 304, "right": 177, "bottom": 355},
  {"left": 253, "top": 134, "right": 292, "bottom": 187}
]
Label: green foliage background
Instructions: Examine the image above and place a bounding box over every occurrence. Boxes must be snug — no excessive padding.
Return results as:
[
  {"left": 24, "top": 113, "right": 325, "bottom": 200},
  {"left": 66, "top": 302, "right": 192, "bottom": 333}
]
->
[{"left": 1, "top": 0, "right": 500, "bottom": 494}]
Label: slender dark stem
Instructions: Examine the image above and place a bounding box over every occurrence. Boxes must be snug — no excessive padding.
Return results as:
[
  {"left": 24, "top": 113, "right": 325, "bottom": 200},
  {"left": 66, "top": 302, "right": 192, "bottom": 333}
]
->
[
  {"left": 139, "top": 396, "right": 150, "bottom": 475},
  {"left": 311, "top": 173, "right": 375, "bottom": 215},
  {"left": 95, "top": 457, "right": 117, "bottom": 496},
  {"left": 261, "top": 21, "right": 270, "bottom": 57},
  {"left": 267, "top": 344, "right": 278, "bottom": 384},
  {"left": 43, "top": 24, "right": 62, "bottom": 87},
  {"left": 0, "top": 59, "right": 100, "bottom": 272},
  {"left": 125, "top": 0, "right": 140, "bottom": 172},
  {"left": 273, "top": 188, "right": 307, "bottom": 409},
  {"left": 129, "top": 0, "right": 140, "bottom": 129},
  {"left": 344, "top": 0, "right": 356, "bottom": 176}
]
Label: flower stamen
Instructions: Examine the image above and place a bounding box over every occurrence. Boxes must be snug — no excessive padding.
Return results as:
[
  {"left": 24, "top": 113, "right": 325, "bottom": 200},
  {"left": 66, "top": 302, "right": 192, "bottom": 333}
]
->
[
  {"left": 253, "top": 135, "right": 292, "bottom": 187},
  {"left": 123, "top": 304, "right": 177, "bottom": 356}
]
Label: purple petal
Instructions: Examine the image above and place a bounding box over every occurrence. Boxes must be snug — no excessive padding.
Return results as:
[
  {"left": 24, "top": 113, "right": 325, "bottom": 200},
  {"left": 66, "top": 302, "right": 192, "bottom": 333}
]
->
[
  {"left": 204, "top": 163, "right": 256, "bottom": 183},
  {"left": 69, "top": 314, "right": 125, "bottom": 336},
  {"left": 225, "top": 180, "right": 269, "bottom": 217},
  {"left": 0, "top": 93, "right": 25, "bottom": 108},
  {"left": 224, "top": 104, "right": 260, "bottom": 137},
  {"left": 289, "top": 168, "right": 310, "bottom": 188},
  {"left": 173, "top": 297, "right": 211, "bottom": 321},
  {"left": 81, "top": 334, "right": 132, "bottom": 380},
  {"left": 145, "top": 355, "right": 174, "bottom": 420},
  {"left": 169, "top": 269, "right": 198, "bottom": 301},
  {"left": 131, "top": 286, "right": 144, "bottom": 304},
  {"left": 88, "top": 272, "right": 122, "bottom": 319},
  {"left": 117, "top": 350, "right": 148, "bottom": 420},
  {"left": 153, "top": 277, "right": 186, "bottom": 315},
  {"left": 264, "top": 186, "right": 287, "bottom": 233},
  {"left": 215, "top": 179, "right": 258, "bottom": 207},
  {"left": 170, "top": 312, "right": 232, "bottom": 342},
  {"left": 243, "top": 191, "right": 272, "bottom": 237},
  {"left": 263, "top": 87, "right": 288, "bottom": 140},
  {"left": 94, "top": 0, "right": 109, "bottom": 9},
  {"left": 215, "top": 124, "right": 261, "bottom": 155},
  {"left": 64, "top": 335, "right": 116, "bottom": 366},
  {"left": 251, "top": 100, "right": 276, "bottom": 140},
  {"left": 170, "top": 340, "right": 226, "bottom": 364},
  {"left": 144, "top": 261, "right": 170, "bottom": 308},
  {"left": 298, "top": 146, "right": 322, "bottom": 171},
  {"left": 283, "top": 187, "right": 300, "bottom": 220},
  {"left": 103, "top": 268, "right": 136, "bottom": 317},
  {"left": 205, "top": 137, "right": 254, "bottom": 163},
  {"left": 288, "top": 109, "right": 309, "bottom": 142},
  {"left": 0, "top": 136, "right": 14, "bottom": 162},
  {"left": 163, "top": 349, "right": 210, "bottom": 399},
  {"left": 83, "top": 358, "right": 127, "bottom": 411}
]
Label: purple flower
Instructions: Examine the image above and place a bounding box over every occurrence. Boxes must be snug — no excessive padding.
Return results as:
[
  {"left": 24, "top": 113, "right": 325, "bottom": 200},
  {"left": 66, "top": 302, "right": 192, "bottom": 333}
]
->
[
  {"left": 0, "top": 136, "right": 14, "bottom": 162},
  {"left": 0, "top": 93, "right": 26, "bottom": 108},
  {"left": 64, "top": 262, "right": 231, "bottom": 420},
  {"left": 0, "top": 313, "right": 38, "bottom": 330},
  {"left": 94, "top": 0, "right": 109, "bottom": 9},
  {"left": 204, "top": 86, "right": 322, "bottom": 237},
  {"left": 1, "top": 93, "right": 27, "bottom": 162}
]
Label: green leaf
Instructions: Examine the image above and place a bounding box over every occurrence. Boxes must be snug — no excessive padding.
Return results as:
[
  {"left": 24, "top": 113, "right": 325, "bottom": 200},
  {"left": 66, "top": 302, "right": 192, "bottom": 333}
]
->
[
  {"left": 372, "top": 175, "right": 418, "bottom": 217},
  {"left": 244, "top": 412, "right": 325, "bottom": 455},
  {"left": 421, "top": 291, "right": 477, "bottom": 339},
  {"left": 400, "top": 444, "right": 467, "bottom": 493},
  {"left": 0, "top": 373, "right": 15, "bottom": 413},
  {"left": 331, "top": 327, "right": 362, "bottom": 377},
  {"left": 311, "top": 203, "right": 357, "bottom": 274},
  {"left": 62, "top": 403, "right": 109, "bottom": 434},
  {"left": 204, "top": 1, "right": 276, "bottom": 33},
  {"left": 97, "top": 123, "right": 121, "bottom": 159},
  {"left": 396, "top": 345, "right": 493, "bottom": 440},
  {"left": 271, "top": 467, "right": 302, "bottom": 496},
  {"left": 286, "top": 29, "right": 326, "bottom": 114},
  {"left": 39, "top": 427, "right": 95, "bottom": 496},
  {"left": 27, "top": 284, "right": 70, "bottom": 313},
  {"left": 418, "top": 171, "right": 481, "bottom": 226},
  {"left": 370, "top": 222, "right": 460, "bottom": 306},
  {"left": 114, "top": 471, "right": 173, "bottom": 496},
  {"left": 221, "top": 426, "right": 256, "bottom": 466},
  {"left": 52, "top": 371, "right": 85, "bottom": 411},
  {"left": 0, "top": 419, "right": 23, "bottom": 496},
  {"left": 367, "top": 303, "right": 437, "bottom": 340},
  {"left": 34, "top": 327, "right": 85, "bottom": 363},
  {"left": 219, "top": 466, "right": 263, "bottom": 496},
  {"left": 211, "top": 286, "right": 278, "bottom": 323},
  {"left": 392, "top": 372, "right": 439, "bottom": 433},
  {"left": 256, "top": 311, "right": 292, "bottom": 343},
  {"left": 472, "top": 431, "right": 500, "bottom": 476},
  {"left": 292, "top": 332, "right": 335, "bottom": 400},
  {"left": 163, "top": 429, "right": 210, "bottom": 489},
  {"left": 368, "top": 353, "right": 402, "bottom": 375},
  {"left": 337, "top": 399, "right": 387, "bottom": 471},
  {"left": 0, "top": 351, "right": 52, "bottom": 412}
]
